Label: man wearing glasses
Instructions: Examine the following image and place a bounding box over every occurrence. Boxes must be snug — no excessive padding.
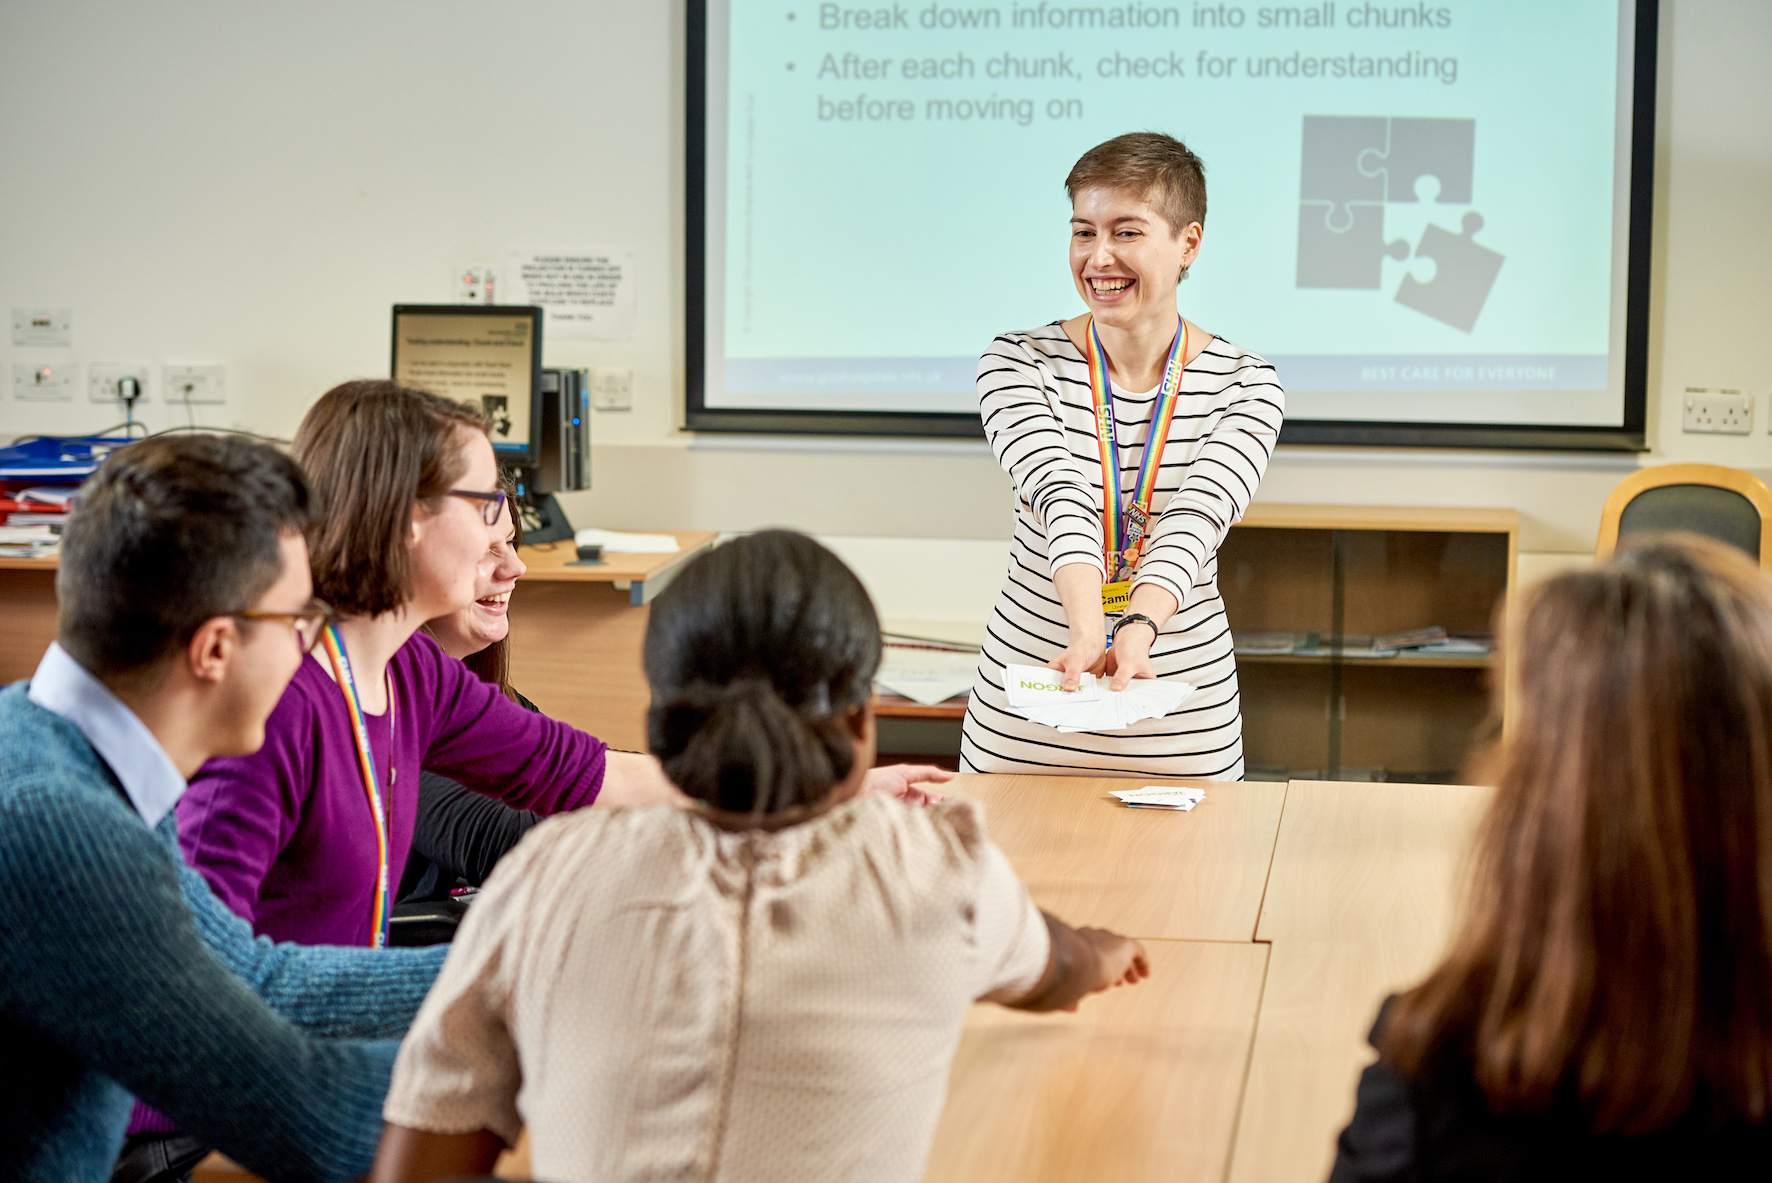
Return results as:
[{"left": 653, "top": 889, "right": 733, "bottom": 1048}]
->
[{"left": 0, "top": 435, "right": 447, "bottom": 1183}]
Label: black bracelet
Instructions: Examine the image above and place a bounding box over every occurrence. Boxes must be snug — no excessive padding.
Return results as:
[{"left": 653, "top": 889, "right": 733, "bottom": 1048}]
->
[{"left": 1111, "top": 613, "right": 1158, "bottom": 643}]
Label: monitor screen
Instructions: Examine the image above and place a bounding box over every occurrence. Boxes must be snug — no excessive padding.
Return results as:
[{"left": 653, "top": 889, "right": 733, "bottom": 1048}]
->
[
  {"left": 391, "top": 305, "right": 544, "bottom": 463},
  {"left": 688, "top": 0, "right": 1654, "bottom": 449}
]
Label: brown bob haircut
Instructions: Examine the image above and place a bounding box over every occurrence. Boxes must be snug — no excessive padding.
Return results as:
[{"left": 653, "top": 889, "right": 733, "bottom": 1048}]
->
[
  {"left": 1065, "top": 131, "right": 1207, "bottom": 239},
  {"left": 1383, "top": 533, "right": 1772, "bottom": 1135},
  {"left": 293, "top": 379, "right": 488, "bottom": 618}
]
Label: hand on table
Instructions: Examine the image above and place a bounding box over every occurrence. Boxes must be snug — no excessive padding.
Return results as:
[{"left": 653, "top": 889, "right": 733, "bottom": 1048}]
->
[{"left": 863, "top": 763, "right": 954, "bottom": 805}]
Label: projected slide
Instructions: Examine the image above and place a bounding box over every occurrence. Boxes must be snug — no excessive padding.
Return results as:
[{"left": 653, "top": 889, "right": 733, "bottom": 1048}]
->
[{"left": 699, "top": 0, "right": 1641, "bottom": 433}]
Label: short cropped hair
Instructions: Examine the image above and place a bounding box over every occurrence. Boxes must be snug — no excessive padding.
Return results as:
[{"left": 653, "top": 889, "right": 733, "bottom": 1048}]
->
[
  {"left": 56, "top": 434, "right": 316, "bottom": 678},
  {"left": 1065, "top": 132, "right": 1207, "bottom": 237},
  {"left": 292, "top": 379, "right": 488, "bottom": 618}
]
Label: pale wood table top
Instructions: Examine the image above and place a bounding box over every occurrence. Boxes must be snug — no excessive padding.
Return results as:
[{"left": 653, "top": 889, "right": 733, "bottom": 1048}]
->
[
  {"left": 949, "top": 774, "right": 1287, "bottom": 943},
  {"left": 193, "top": 776, "right": 1489, "bottom": 1183},
  {"left": 517, "top": 530, "right": 718, "bottom": 604},
  {"left": 1231, "top": 780, "right": 1494, "bottom": 1183},
  {"left": 925, "top": 939, "right": 1268, "bottom": 1183}
]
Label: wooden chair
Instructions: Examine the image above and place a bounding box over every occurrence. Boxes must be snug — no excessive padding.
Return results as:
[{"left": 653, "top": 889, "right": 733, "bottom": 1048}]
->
[{"left": 1595, "top": 463, "right": 1772, "bottom": 566}]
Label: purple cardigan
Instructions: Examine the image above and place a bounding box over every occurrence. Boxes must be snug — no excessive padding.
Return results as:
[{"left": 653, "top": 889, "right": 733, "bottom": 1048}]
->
[{"left": 177, "top": 631, "right": 606, "bottom": 947}]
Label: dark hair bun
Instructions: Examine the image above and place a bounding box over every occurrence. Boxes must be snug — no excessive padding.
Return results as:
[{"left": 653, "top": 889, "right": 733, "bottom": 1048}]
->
[
  {"left": 653, "top": 677, "right": 853, "bottom": 813},
  {"left": 643, "top": 531, "right": 882, "bottom": 815}
]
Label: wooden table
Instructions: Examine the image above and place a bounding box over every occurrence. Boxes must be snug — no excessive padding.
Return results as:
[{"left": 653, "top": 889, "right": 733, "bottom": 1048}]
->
[
  {"left": 1228, "top": 780, "right": 1493, "bottom": 1183},
  {"left": 178, "top": 774, "right": 1486, "bottom": 1183},
  {"left": 952, "top": 774, "right": 1285, "bottom": 943},
  {"left": 504, "top": 532, "right": 716, "bottom": 752}
]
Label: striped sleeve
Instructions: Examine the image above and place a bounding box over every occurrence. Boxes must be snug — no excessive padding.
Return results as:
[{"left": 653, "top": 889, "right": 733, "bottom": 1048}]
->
[
  {"left": 1133, "top": 352, "right": 1285, "bottom": 608},
  {"left": 978, "top": 335, "right": 1105, "bottom": 580}
]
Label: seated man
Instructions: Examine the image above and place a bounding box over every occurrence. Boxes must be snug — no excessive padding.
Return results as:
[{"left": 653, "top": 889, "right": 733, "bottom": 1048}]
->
[{"left": 0, "top": 435, "right": 449, "bottom": 1183}]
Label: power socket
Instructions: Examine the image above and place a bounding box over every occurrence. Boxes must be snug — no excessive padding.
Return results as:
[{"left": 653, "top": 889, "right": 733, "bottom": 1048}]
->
[
  {"left": 593, "top": 368, "right": 633, "bottom": 411},
  {"left": 164, "top": 362, "right": 227, "bottom": 405},
  {"left": 89, "top": 363, "right": 152, "bottom": 403},
  {"left": 12, "top": 362, "right": 75, "bottom": 400},
  {"left": 1683, "top": 387, "right": 1752, "bottom": 435}
]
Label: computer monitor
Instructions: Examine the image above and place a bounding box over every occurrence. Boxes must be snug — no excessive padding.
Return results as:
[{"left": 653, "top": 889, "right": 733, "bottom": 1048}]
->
[{"left": 390, "top": 304, "right": 544, "bottom": 469}]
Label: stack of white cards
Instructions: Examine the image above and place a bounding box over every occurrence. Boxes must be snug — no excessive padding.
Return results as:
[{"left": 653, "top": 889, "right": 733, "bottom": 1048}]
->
[
  {"left": 1111, "top": 785, "right": 1207, "bottom": 811},
  {"left": 1002, "top": 664, "right": 1193, "bottom": 733}
]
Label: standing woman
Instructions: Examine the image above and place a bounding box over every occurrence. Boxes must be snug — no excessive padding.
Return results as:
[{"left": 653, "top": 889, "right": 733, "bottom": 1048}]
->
[{"left": 961, "top": 133, "right": 1284, "bottom": 779}]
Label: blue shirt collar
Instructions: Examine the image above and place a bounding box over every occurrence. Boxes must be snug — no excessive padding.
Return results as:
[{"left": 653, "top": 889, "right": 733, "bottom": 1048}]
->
[{"left": 27, "top": 642, "right": 188, "bottom": 827}]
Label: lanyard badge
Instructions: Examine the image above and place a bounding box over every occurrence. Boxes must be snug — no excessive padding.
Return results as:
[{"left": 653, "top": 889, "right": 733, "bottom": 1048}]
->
[
  {"left": 320, "top": 625, "right": 394, "bottom": 949},
  {"left": 1086, "top": 315, "right": 1190, "bottom": 613}
]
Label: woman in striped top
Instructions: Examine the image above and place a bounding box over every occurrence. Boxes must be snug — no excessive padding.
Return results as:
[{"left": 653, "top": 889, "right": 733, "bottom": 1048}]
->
[{"left": 961, "top": 133, "right": 1285, "bottom": 779}]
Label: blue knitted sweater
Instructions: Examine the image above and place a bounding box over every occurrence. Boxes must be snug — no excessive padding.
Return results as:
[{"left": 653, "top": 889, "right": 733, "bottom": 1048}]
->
[{"left": 0, "top": 684, "right": 448, "bottom": 1183}]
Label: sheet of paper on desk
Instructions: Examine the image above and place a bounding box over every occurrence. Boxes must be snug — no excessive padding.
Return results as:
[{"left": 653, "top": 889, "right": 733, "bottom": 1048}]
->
[
  {"left": 1002, "top": 664, "right": 1192, "bottom": 733},
  {"left": 1111, "top": 785, "right": 1207, "bottom": 810},
  {"left": 875, "top": 646, "right": 976, "bottom": 706},
  {"left": 573, "top": 528, "right": 680, "bottom": 554}
]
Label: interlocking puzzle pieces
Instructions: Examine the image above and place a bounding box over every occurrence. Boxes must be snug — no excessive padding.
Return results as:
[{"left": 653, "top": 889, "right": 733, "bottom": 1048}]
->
[
  {"left": 1394, "top": 211, "right": 1504, "bottom": 333},
  {"left": 1300, "top": 115, "right": 1388, "bottom": 221},
  {"left": 1358, "top": 117, "right": 1475, "bottom": 204},
  {"left": 1297, "top": 200, "right": 1410, "bottom": 289}
]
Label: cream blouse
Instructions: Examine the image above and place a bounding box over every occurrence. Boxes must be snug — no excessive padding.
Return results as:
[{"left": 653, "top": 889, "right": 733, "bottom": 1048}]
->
[{"left": 384, "top": 792, "right": 1051, "bottom": 1183}]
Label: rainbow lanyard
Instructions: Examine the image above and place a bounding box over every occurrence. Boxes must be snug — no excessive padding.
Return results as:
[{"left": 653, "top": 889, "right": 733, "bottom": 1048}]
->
[
  {"left": 1086, "top": 314, "right": 1190, "bottom": 583},
  {"left": 319, "top": 625, "right": 393, "bottom": 949}
]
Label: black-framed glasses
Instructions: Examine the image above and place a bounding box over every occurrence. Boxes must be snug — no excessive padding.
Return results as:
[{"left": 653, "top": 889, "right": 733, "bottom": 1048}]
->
[
  {"left": 234, "top": 598, "right": 335, "bottom": 654},
  {"left": 449, "top": 488, "right": 508, "bottom": 526}
]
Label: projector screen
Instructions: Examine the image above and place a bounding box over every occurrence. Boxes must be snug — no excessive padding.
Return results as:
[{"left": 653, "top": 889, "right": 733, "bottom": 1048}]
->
[{"left": 688, "top": 0, "right": 1655, "bottom": 449}]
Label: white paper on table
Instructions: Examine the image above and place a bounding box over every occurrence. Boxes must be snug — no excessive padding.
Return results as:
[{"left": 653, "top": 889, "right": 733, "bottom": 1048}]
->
[
  {"left": 573, "top": 528, "right": 680, "bottom": 554},
  {"left": 1111, "top": 785, "right": 1207, "bottom": 810},
  {"left": 875, "top": 647, "right": 976, "bottom": 706}
]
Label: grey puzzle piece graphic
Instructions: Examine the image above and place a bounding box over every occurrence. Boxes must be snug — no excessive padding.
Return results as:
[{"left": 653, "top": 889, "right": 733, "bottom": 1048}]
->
[
  {"left": 1358, "top": 117, "right": 1474, "bottom": 203},
  {"left": 1297, "top": 201, "right": 1410, "bottom": 289},
  {"left": 1300, "top": 115, "right": 1386, "bottom": 226},
  {"left": 1394, "top": 211, "right": 1504, "bottom": 332}
]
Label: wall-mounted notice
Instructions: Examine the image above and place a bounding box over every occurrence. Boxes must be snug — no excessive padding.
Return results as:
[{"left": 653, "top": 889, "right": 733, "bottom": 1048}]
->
[{"left": 505, "top": 247, "right": 636, "bottom": 340}]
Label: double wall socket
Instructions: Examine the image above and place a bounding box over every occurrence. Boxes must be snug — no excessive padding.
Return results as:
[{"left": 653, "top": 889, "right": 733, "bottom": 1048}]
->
[
  {"left": 89, "top": 363, "right": 153, "bottom": 403},
  {"left": 164, "top": 362, "right": 227, "bottom": 404},
  {"left": 1682, "top": 387, "right": 1753, "bottom": 435}
]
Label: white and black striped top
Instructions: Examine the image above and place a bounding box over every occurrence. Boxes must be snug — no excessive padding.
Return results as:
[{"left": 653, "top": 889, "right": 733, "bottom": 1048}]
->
[{"left": 960, "top": 321, "right": 1285, "bottom": 779}]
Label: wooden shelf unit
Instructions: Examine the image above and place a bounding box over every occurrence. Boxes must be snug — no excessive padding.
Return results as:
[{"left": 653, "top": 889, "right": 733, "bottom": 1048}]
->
[{"left": 1220, "top": 504, "right": 1517, "bottom": 783}]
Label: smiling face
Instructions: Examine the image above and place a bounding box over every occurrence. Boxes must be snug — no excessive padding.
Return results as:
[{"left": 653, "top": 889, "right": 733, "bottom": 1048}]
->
[
  {"left": 425, "top": 497, "right": 526, "bottom": 660},
  {"left": 405, "top": 427, "right": 501, "bottom": 622},
  {"left": 1070, "top": 185, "right": 1202, "bottom": 333}
]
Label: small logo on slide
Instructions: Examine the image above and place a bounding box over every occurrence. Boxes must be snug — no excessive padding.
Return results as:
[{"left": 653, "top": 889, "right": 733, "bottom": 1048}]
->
[{"left": 1295, "top": 115, "right": 1503, "bottom": 333}]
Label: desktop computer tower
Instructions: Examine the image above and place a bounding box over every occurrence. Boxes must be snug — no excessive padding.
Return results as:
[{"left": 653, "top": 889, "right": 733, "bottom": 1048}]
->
[
  {"left": 518, "top": 368, "right": 589, "bottom": 545},
  {"left": 535, "top": 367, "right": 589, "bottom": 494}
]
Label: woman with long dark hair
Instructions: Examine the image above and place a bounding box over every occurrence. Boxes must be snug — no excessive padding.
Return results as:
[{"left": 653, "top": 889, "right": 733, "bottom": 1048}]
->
[
  {"left": 1332, "top": 534, "right": 1772, "bottom": 1178},
  {"left": 371, "top": 531, "right": 1150, "bottom": 1183}
]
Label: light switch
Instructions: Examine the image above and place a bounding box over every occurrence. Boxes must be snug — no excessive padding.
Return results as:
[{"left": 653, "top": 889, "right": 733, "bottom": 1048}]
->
[
  {"left": 593, "top": 368, "right": 633, "bottom": 411},
  {"left": 13, "top": 363, "right": 75, "bottom": 400}
]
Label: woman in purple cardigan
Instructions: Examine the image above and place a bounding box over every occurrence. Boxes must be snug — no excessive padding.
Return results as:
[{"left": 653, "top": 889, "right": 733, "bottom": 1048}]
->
[{"left": 174, "top": 380, "right": 686, "bottom": 948}]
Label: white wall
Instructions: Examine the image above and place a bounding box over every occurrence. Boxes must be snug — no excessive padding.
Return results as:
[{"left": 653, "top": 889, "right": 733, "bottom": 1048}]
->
[{"left": 3, "top": 0, "right": 1769, "bottom": 572}]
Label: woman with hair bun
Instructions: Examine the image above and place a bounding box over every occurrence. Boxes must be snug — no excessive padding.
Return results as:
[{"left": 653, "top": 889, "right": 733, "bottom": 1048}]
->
[{"left": 372, "top": 530, "right": 1150, "bottom": 1183}]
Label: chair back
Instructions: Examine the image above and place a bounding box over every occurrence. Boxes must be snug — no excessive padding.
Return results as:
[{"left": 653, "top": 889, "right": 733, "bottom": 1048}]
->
[{"left": 1595, "top": 463, "right": 1772, "bottom": 565}]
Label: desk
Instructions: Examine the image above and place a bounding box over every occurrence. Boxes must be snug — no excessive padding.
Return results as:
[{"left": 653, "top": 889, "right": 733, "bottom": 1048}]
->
[
  {"left": 953, "top": 774, "right": 1285, "bottom": 943},
  {"left": 924, "top": 939, "right": 1268, "bottom": 1183},
  {"left": 0, "top": 554, "right": 58, "bottom": 685},
  {"left": 1229, "top": 780, "right": 1492, "bottom": 1183},
  {"left": 505, "top": 532, "right": 716, "bottom": 752},
  {"left": 182, "top": 774, "right": 1487, "bottom": 1183}
]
